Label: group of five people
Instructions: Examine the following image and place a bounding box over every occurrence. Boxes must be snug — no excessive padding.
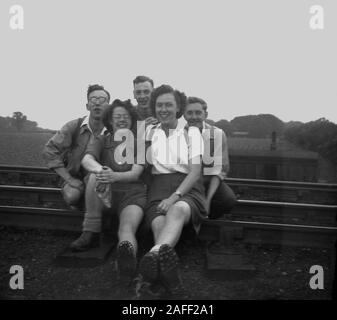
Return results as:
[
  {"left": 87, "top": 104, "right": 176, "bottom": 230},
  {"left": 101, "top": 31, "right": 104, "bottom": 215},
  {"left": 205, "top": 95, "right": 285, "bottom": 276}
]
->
[{"left": 42, "top": 76, "right": 236, "bottom": 296}]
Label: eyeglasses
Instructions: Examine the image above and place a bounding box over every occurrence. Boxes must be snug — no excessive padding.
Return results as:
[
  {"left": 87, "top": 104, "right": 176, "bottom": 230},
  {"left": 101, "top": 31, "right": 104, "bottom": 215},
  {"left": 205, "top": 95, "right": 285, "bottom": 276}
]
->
[
  {"left": 113, "top": 114, "right": 131, "bottom": 120},
  {"left": 89, "top": 96, "right": 108, "bottom": 104}
]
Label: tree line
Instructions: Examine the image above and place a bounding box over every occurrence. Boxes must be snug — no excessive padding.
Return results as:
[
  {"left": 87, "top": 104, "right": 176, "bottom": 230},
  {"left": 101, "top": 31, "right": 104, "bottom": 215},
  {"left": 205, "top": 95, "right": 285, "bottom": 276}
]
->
[
  {"left": 1, "top": 111, "right": 336, "bottom": 163},
  {"left": 207, "top": 115, "right": 337, "bottom": 163},
  {"left": 0, "top": 112, "right": 52, "bottom": 133},
  {"left": 208, "top": 114, "right": 289, "bottom": 138},
  {"left": 284, "top": 118, "right": 337, "bottom": 163}
]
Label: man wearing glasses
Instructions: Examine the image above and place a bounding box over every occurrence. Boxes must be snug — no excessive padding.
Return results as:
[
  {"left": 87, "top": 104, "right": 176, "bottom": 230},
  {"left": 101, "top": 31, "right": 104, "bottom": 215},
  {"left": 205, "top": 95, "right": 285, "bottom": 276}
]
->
[{"left": 42, "top": 84, "right": 110, "bottom": 209}]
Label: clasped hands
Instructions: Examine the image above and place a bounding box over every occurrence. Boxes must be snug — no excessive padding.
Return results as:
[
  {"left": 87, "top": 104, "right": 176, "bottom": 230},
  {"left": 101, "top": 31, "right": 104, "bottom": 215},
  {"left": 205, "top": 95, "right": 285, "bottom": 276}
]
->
[
  {"left": 94, "top": 166, "right": 119, "bottom": 185},
  {"left": 93, "top": 165, "right": 178, "bottom": 214}
]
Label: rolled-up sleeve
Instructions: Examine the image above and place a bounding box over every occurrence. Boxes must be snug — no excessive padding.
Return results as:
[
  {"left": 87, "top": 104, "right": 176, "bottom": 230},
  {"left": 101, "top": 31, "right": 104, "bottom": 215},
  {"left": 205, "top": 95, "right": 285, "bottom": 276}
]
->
[{"left": 42, "top": 120, "right": 77, "bottom": 170}]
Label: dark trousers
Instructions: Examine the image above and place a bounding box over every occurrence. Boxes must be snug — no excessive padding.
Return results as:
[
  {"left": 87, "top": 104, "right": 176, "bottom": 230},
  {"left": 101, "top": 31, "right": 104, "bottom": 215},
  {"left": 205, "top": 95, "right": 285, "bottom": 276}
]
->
[{"left": 204, "top": 178, "right": 237, "bottom": 219}]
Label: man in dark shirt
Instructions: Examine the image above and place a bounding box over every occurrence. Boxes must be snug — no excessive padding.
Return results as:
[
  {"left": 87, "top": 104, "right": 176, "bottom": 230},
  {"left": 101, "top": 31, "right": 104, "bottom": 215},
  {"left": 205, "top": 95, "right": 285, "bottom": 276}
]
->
[{"left": 42, "top": 84, "right": 110, "bottom": 208}]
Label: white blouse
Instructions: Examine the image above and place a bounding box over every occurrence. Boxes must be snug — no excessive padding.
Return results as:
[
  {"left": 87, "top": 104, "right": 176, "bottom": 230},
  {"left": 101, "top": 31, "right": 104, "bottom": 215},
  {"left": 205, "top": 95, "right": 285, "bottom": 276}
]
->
[{"left": 146, "top": 120, "right": 204, "bottom": 174}]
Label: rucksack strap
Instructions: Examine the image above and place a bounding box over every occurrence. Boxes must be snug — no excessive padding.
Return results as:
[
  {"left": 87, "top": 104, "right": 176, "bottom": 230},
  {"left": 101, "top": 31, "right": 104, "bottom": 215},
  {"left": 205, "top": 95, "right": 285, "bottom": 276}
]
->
[{"left": 70, "top": 117, "right": 85, "bottom": 149}]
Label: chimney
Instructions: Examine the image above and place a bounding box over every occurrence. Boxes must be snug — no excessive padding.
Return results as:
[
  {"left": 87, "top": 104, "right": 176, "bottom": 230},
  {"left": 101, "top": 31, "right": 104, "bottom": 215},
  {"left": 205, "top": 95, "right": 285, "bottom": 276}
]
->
[{"left": 270, "top": 131, "right": 277, "bottom": 150}]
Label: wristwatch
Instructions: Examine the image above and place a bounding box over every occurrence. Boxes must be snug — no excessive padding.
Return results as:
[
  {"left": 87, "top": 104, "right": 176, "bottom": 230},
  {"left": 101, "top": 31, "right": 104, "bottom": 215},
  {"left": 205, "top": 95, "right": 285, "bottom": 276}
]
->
[{"left": 175, "top": 190, "right": 183, "bottom": 198}]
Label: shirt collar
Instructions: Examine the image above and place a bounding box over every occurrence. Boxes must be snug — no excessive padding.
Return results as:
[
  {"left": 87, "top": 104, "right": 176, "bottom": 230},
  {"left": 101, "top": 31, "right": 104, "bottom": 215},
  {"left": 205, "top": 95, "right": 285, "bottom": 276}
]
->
[
  {"left": 184, "top": 121, "right": 206, "bottom": 133},
  {"left": 157, "top": 118, "right": 186, "bottom": 134},
  {"left": 81, "top": 115, "right": 108, "bottom": 135}
]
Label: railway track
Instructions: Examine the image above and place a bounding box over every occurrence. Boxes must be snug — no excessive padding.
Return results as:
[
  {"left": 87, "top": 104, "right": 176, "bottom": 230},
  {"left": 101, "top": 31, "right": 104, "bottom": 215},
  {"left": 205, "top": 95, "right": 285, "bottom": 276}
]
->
[
  {"left": 0, "top": 184, "right": 336, "bottom": 225},
  {"left": 0, "top": 165, "right": 336, "bottom": 248},
  {"left": 0, "top": 204, "right": 335, "bottom": 248},
  {"left": 1, "top": 165, "right": 337, "bottom": 203}
]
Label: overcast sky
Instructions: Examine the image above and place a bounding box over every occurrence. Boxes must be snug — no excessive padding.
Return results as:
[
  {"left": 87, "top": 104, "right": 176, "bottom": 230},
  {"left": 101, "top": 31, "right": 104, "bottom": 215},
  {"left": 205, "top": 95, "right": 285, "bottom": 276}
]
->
[{"left": 0, "top": 0, "right": 336, "bottom": 130}]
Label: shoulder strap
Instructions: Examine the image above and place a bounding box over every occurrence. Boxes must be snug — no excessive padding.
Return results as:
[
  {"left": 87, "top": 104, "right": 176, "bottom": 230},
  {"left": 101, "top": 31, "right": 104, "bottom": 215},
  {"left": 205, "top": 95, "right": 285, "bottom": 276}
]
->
[
  {"left": 183, "top": 126, "right": 190, "bottom": 146},
  {"left": 70, "top": 117, "right": 85, "bottom": 148}
]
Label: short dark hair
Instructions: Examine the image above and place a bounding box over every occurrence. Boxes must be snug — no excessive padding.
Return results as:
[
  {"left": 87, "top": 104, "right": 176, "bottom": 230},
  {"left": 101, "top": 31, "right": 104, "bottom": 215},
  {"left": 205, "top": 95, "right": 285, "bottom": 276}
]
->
[
  {"left": 186, "top": 96, "right": 207, "bottom": 111},
  {"left": 103, "top": 99, "right": 137, "bottom": 132},
  {"left": 133, "top": 76, "right": 154, "bottom": 88},
  {"left": 87, "top": 84, "right": 111, "bottom": 103},
  {"left": 150, "top": 85, "right": 187, "bottom": 119}
]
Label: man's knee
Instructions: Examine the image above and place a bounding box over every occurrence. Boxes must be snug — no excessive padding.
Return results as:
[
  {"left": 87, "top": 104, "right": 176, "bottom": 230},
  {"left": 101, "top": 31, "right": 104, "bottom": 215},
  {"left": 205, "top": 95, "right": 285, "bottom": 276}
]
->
[
  {"left": 208, "top": 183, "right": 237, "bottom": 219},
  {"left": 218, "top": 182, "right": 237, "bottom": 208},
  {"left": 62, "top": 185, "right": 83, "bottom": 205},
  {"left": 224, "top": 191, "right": 237, "bottom": 210}
]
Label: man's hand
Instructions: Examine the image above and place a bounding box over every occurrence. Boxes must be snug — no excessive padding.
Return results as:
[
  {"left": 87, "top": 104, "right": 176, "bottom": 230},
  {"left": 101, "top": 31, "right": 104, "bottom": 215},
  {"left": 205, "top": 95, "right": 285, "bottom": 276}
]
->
[
  {"left": 66, "top": 177, "right": 84, "bottom": 190},
  {"left": 96, "top": 166, "right": 119, "bottom": 184},
  {"left": 145, "top": 117, "right": 159, "bottom": 127}
]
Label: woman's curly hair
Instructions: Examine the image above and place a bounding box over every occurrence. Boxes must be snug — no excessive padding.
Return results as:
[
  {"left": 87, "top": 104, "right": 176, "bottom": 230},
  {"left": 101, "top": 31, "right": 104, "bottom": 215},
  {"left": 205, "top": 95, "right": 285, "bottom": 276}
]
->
[
  {"left": 149, "top": 85, "right": 187, "bottom": 119},
  {"left": 103, "top": 99, "right": 137, "bottom": 132}
]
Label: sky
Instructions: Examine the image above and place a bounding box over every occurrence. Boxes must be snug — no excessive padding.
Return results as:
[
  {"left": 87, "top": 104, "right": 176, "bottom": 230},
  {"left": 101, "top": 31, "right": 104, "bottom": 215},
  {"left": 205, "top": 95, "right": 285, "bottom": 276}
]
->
[{"left": 0, "top": 0, "right": 336, "bottom": 130}]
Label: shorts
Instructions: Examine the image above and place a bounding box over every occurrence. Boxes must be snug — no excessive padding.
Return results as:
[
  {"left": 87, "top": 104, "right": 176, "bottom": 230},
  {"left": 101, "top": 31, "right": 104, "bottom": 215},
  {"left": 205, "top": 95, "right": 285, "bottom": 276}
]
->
[
  {"left": 144, "top": 173, "right": 207, "bottom": 233},
  {"left": 109, "top": 182, "right": 147, "bottom": 216}
]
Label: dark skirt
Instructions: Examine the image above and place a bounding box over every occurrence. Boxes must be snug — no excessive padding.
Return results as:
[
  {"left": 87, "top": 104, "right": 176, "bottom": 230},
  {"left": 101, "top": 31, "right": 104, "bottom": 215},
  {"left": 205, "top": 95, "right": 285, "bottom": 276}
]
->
[{"left": 144, "top": 172, "right": 207, "bottom": 233}]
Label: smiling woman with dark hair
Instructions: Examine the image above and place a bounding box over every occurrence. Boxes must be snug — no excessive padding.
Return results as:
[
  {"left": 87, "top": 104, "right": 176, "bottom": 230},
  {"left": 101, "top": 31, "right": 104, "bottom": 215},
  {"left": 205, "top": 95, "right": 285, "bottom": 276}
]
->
[
  {"left": 69, "top": 99, "right": 146, "bottom": 280},
  {"left": 139, "top": 85, "right": 207, "bottom": 297},
  {"left": 149, "top": 84, "right": 186, "bottom": 119},
  {"left": 103, "top": 99, "right": 137, "bottom": 133}
]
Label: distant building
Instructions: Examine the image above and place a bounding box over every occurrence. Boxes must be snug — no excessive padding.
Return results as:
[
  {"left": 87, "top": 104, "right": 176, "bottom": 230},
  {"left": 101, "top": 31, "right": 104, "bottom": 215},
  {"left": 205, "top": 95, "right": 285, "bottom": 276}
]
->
[
  {"left": 270, "top": 131, "right": 277, "bottom": 151},
  {"left": 227, "top": 136, "right": 319, "bottom": 182}
]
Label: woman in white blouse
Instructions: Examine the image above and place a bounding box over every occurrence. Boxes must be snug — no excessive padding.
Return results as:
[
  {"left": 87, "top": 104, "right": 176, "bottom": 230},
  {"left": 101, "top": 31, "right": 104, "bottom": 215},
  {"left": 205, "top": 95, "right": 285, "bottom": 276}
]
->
[{"left": 139, "top": 85, "right": 207, "bottom": 296}]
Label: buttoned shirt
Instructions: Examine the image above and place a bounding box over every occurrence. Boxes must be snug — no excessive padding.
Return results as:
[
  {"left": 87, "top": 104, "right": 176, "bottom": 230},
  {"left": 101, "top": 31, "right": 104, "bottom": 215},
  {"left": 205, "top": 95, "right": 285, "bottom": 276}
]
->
[{"left": 42, "top": 115, "right": 108, "bottom": 179}]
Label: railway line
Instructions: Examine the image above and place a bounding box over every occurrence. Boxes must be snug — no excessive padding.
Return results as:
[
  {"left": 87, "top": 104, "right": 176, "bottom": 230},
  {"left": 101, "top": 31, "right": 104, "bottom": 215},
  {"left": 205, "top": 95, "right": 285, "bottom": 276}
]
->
[
  {"left": 0, "top": 165, "right": 336, "bottom": 249},
  {"left": 1, "top": 164, "right": 337, "bottom": 204}
]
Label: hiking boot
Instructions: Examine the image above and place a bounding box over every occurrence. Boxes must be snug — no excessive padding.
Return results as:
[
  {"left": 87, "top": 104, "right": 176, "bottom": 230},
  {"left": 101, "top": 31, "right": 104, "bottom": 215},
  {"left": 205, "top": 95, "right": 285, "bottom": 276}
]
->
[
  {"left": 69, "top": 231, "right": 100, "bottom": 252},
  {"left": 116, "top": 241, "right": 137, "bottom": 279},
  {"left": 158, "top": 244, "right": 189, "bottom": 299},
  {"left": 139, "top": 251, "right": 159, "bottom": 283}
]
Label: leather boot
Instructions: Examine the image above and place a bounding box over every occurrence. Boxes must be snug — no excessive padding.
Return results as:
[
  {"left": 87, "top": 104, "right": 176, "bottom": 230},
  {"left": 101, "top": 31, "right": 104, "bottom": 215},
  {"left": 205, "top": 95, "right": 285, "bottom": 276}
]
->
[{"left": 69, "top": 231, "right": 100, "bottom": 252}]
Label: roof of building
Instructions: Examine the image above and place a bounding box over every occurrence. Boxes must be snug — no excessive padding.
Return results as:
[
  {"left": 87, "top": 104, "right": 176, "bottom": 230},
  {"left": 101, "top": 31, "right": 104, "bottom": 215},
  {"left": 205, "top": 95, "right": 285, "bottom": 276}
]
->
[{"left": 227, "top": 137, "right": 318, "bottom": 159}]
